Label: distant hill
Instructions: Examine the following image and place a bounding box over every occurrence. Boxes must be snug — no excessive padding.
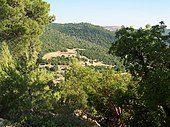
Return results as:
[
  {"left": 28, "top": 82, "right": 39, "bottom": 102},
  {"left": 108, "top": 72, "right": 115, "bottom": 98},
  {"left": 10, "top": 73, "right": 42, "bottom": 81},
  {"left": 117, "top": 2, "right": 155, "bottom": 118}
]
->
[
  {"left": 47, "top": 23, "right": 116, "bottom": 48},
  {"left": 40, "top": 23, "right": 122, "bottom": 67},
  {"left": 104, "top": 26, "right": 122, "bottom": 32}
]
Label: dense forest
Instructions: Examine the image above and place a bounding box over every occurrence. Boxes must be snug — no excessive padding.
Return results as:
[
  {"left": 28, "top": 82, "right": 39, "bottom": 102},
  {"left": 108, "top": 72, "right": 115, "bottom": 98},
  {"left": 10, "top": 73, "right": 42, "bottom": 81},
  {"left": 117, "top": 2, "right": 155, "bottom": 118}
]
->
[
  {"left": 48, "top": 23, "right": 116, "bottom": 48},
  {"left": 40, "top": 23, "right": 122, "bottom": 67},
  {"left": 0, "top": 0, "right": 170, "bottom": 127}
]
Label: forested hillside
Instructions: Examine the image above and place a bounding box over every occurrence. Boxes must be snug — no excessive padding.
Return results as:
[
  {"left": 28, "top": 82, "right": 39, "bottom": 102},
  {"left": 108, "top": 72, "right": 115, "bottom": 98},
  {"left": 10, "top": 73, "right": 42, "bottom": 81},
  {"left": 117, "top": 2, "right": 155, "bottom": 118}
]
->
[
  {"left": 47, "top": 23, "right": 116, "bottom": 48},
  {"left": 41, "top": 23, "right": 122, "bottom": 67}
]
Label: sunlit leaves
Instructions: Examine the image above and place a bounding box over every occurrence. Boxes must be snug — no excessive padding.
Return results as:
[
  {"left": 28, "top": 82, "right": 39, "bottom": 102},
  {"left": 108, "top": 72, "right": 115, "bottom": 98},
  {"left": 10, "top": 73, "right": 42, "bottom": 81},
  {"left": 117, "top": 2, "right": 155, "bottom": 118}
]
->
[
  {"left": 0, "top": 0, "right": 56, "bottom": 126},
  {"left": 62, "top": 59, "right": 132, "bottom": 125},
  {"left": 109, "top": 22, "right": 170, "bottom": 126}
]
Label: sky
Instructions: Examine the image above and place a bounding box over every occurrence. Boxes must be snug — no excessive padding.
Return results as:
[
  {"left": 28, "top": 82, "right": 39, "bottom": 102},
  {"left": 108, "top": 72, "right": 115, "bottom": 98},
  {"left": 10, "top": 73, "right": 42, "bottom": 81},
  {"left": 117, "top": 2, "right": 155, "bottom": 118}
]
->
[{"left": 45, "top": 0, "right": 170, "bottom": 28}]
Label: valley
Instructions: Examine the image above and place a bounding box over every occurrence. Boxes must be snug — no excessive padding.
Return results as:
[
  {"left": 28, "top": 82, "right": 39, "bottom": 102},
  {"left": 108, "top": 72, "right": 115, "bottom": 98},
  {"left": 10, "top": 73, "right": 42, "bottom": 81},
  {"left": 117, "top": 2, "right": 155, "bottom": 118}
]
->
[
  {"left": 40, "top": 23, "right": 123, "bottom": 70},
  {"left": 0, "top": 1, "right": 169, "bottom": 126}
]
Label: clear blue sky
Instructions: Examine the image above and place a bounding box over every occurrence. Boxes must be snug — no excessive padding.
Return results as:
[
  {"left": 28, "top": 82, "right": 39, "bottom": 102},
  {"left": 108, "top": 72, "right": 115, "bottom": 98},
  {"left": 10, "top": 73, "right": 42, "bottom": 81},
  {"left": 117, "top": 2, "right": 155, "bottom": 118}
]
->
[{"left": 45, "top": 0, "right": 170, "bottom": 28}]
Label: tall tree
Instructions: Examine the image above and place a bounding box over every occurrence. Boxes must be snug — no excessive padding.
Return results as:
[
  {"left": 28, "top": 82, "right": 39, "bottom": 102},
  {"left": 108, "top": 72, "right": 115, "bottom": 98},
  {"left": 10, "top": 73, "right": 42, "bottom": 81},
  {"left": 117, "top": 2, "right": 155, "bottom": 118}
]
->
[
  {"left": 109, "top": 22, "right": 170, "bottom": 126},
  {"left": 63, "top": 58, "right": 132, "bottom": 127},
  {"left": 0, "top": 0, "right": 54, "bottom": 58},
  {"left": 0, "top": 0, "right": 56, "bottom": 126}
]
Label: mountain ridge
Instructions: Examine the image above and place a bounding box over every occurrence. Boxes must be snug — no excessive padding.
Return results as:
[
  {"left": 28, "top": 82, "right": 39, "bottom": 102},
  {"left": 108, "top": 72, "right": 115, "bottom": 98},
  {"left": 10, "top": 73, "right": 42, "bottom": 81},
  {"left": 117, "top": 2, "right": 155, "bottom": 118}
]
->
[{"left": 47, "top": 23, "right": 116, "bottom": 48}]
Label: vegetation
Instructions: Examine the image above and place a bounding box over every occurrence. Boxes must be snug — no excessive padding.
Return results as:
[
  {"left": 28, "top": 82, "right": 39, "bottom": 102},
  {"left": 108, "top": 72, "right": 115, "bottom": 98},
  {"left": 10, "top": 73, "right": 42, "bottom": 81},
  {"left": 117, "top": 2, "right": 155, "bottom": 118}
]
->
[
  {"left": 110, "top": 22, "right": 170, "bottom": 126},
  {"left": 48, "top": 23, "right": 116, "bottom": 48},
  {"left": 40, "top": 24, "right": 122, "bottom": 67},
  {"left": 61, "top": 59, "right": 132, "bottom": 126},
  {"left": 0, "top": 0, "right": 169, "bottom": 127},
  {"left": 0, "top": 0, "right": 57, "bottom": 126}
]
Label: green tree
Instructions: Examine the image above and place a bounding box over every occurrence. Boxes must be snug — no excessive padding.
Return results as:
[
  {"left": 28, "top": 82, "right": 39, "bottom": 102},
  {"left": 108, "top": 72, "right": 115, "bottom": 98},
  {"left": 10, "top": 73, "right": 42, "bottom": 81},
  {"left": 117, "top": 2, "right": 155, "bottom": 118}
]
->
[
  {"left": 0, "top": 0, "right": 56, "bottom": 126},
  {"left": 0, "top": 43, "right": 55, "bottom": 126},
  {"left": 109, "top": 22, "right": 170, "bottom": 126},
  {"left": 0, "top": 0, "right": 54, "bottom": 58},
  {"left": 63, "top": 58, "right": 132, "bottom": 127}
]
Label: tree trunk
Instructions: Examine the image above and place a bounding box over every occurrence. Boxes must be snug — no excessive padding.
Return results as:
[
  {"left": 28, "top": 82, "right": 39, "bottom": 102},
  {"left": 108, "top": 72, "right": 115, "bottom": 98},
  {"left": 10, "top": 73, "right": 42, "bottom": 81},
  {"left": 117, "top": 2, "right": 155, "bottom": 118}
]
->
[{"left": 163, "top": 105, "right": 170, "bottom": 127}]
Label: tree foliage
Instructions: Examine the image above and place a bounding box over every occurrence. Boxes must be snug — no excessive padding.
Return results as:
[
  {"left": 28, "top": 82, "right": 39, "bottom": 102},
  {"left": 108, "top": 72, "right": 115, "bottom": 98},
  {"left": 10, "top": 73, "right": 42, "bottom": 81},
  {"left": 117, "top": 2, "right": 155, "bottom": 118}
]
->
[
  {"left": 61, "top": 58, "right": 132, "bottom": 126},
  {"left": 0, "top": 0, "right": 53, "bottom": 57},
  {"left": 0, "top": 0, "right": 57, "bottom": 126},
  {"left": 109, "top": 22, "right": 170, "bottom": 126},
  {"left": 48, "top": 23, "right": 116, "bottom": 48},
  {"left": 0, "top": 43, "right": 55, "bottom": 125},
  {"left": 1, "top": 0, "right": 169, "bottom": 126}
]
